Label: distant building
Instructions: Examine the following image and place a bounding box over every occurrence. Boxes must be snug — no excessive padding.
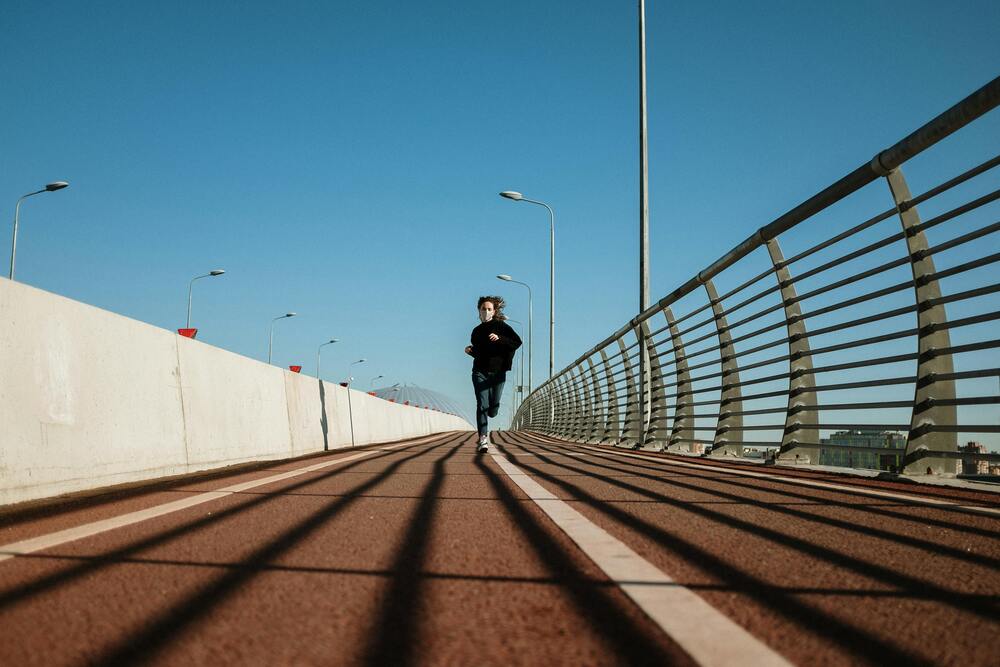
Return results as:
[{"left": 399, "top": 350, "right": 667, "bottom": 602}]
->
[
  {"left": 689, "top": 442, "right": 707, "bottom": 455},
  {"left": 958, "top": 442, "right": 989, "bottom": 475},
  {"left": 819, "top": 430, "right": 906, "bottom": 471}
]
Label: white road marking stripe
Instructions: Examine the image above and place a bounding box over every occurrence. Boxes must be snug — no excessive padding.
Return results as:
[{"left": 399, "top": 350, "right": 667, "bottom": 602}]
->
[
  {"left": 491, "top": 453, "right": 792, "bottom": 667},
  {"left": 570, "top": 444, "right": 1000, "bottom": 518},
  {"left": 0, "top": 434, "right": 448, "bottom": 563}
]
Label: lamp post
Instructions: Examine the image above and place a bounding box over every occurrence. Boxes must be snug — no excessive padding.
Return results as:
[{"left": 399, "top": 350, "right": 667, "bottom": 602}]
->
[
  {"left": 499, "top": 191, "right": 554, "bottom": 379},
  {"left": 268, "top": 312, "right": 297, "bottom": 364},
  {"left": 497, "top": 274, "right": 532, "bottom": 397},
  {"left": 504, "top": 318, "right": 526, "bottom": 424},
  {"left": 347, "top": 358, "right": 366, "bottom": 447},
  {"left": 370, "top": 375, "right": 384, "bottom": 389},
  {"left": 9, "top": 181, "right": 69, "bottom": 280},
  {"left": 638, "top": 0, "right": 651, "bottom": 448},
  {"left": 186, "top": 270, "right": 225, "bottom": 328},
  {"left": 317, "top": 338, "right": 339, "bottom": 379}
]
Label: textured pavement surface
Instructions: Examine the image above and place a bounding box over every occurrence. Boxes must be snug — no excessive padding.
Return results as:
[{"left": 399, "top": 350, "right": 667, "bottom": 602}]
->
[{"left": 1, "top": 430, "right": 998, "bottom": 666}]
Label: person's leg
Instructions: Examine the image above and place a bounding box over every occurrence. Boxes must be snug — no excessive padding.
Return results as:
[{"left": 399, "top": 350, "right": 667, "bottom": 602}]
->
[
  {"left": 472, "top": 371, "right": 489, "bottom": 439},
  {"left": 487, "top": 371, "right": 506, "bottom": 419}
]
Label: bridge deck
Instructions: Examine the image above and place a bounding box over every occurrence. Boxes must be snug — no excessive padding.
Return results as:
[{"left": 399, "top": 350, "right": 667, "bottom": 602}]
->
[{"left": 0, "top": 431, "right": 997, "bottom": 666}]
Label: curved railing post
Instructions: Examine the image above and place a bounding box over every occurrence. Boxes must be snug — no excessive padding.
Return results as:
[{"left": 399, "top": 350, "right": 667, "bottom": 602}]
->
[
  {"left": 585, "top": 357, "right": 604, "bottom": 443},
  {"left": 550, "top": 379, "right": 566, "bottom": 435},
  {"left": 547, "top": 376, "right": 561, "bottom": 435},
  {"left": 885, "top": 167, "right": 958, "bottom": 474},
  {"left": 705, "top": 279, "right": 744, "bottom": 457},
  {"left": 535, "top": 386, "right": 547, "bottom": 433},
  {"left": 573, "top": 363, "right": 591, "bottom": 441},
  {"left": 538, "top": 382, "right": 554, "bottom": 433},
  {"left": 637, "top": 320, "right": 670, "bottom": 449},
  {"left": 618, "top": 336, "right": 643, "bottom": 448},
  {"left": 768, "top": 238, "right": 820, "bottom": 464},
  {"left": 559, "top": 369, "right": 579, "bottom": 439},
  {"left": 546, "top": 377, "right": 561, "bottom": 435},
  {"left": 599, "top": 348, "right": 621, "bottom": 444},
  {"left": 664, "top": 306, "right": 696, "bottom": 453}
]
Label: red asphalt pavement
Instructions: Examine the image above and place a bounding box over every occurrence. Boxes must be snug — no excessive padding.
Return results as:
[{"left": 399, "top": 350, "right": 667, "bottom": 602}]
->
[{"left": 0, "top": 430, "right": 998, "bottom": 666}]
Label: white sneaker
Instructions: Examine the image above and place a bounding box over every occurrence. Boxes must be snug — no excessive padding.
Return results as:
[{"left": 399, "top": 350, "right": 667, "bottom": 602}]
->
[{"left": 477, "top": 435, "right": 489, "bottom": 453}]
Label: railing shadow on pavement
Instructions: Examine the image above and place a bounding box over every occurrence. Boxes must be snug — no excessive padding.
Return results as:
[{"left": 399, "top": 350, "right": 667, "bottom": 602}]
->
[
  {"left": 495, "top": 431, "right": 996, "bottom": 665},
  {"left": 0, "top": 436, "right": 459, "bottom": 645}
]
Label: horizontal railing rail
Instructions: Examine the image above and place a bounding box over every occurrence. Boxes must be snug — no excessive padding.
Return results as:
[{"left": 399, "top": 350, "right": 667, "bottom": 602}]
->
[{"left": 513, "top": 76, "right": 1000, "bottom": 476}]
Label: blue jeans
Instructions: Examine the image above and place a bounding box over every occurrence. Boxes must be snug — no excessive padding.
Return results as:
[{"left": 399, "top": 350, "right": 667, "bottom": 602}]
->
[{"left": 472, "top": 370, "right": 506, "bottom": 437}]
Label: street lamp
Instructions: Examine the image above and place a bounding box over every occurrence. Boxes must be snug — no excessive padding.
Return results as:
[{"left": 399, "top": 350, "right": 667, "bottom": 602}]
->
[
  {"left": 267, "top": 312, "right": 297, "bottom": 364},
  {"left": 370, "top": 374, "right": 384, "bottom": 389},
  {"left": 317, "top": 338, "right": 339, "bottom": 378},
  {"left": 499, "top": 190, "right": 554, "bottom": 379},
  {"left": 9, "top": 181, "right": 70, "bottom": 280},
  {"left": 497, "top": 274, "right": 532, "bottom": 397},
  {"left": 186, "top": 270, "right": 225, "bottom": 329},
  {"left": 504, "top": 318, "right": 526, "bottom": 424},
  {"left": 347, "top": 358, "right": 366, "bottom": 447}
]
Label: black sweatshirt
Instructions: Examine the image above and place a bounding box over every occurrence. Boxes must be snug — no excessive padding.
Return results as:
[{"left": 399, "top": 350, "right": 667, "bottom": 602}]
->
[{"left": 469, "top": 319, "right": 522, "bottom": 373}]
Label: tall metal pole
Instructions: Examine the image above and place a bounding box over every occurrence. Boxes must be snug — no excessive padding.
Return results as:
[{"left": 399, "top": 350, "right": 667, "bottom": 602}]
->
[
  {"left": 638, "top": 0, "right": 651, "bottom": 446},
  {"left": 187, "top": 279, "right": 197, "bottom": 329},
  {"left": 548, "top": 205, "right": 554, "bottom": 379},
  {"left": 639, "top": 0, "right": 649, "bottom": 308},
  {"left": 498, "top": 192, "right": 553, "bottom": 380},
  {"left": 499, "top": 276, "right": 532, "bottom": 396},
  {"left": 10, "top": 190, "right": 44, "bottom": 280},
  {"left": 9, "top": 182, "right": 69, "bottom": 281},
  {"left": 268, "top": 313, "right": 296, "bottom": 364},
  {"left": 268, "top": 320, "right": 278, "bottom": 364},
  {"left": 520, "top": 199, "right": 554, "bottom": 380},
  {"left": 506, "top": 318, "right": 526, "bottom": 418},
  {"left": 317, "top": 339, "right": 338, "bottom": 378},
  {"left": 186, "top": 270, "right": 224, "bottom": 329},
  {"left": 528, "top": 281, "right": 534, "bottom": 425}
]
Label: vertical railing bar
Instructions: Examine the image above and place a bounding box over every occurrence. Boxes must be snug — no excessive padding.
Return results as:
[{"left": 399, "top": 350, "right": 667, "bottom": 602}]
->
[
  {"left": 705, "top": 279, "right": 744, "bottom": 457},
  {"left": 886, "top": 168, "right": 958, "bottom": 475},
  {"left": 768, "top": 237, "right": 820, "bottom": 466}
]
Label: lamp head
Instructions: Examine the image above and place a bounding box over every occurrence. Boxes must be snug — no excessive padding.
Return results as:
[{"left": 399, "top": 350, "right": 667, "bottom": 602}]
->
[
  {"left": 497, "top": 274, "right": 512, "bottom": 281},
  {"left": 45, "top": 181, "right": 69, "bottom": 192},
  {"left": 285, "top": 312, "right": 297, "bottom": 318},
  {"left": 209, "top": 269, "right": 225, "bottom": 276},
  {"left": 329, "top": 338, "right": 339, "bottom": 344},
  {"left": 499, "top": 191, "right": 523, "bottom": 201}
]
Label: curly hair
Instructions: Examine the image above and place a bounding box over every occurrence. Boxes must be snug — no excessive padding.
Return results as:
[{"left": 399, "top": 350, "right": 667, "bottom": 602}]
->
[{"left": 477, "top": 295, "right": 507, "bottom": 321}]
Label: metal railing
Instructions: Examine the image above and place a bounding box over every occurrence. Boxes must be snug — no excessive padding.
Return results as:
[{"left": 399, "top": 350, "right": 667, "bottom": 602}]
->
[{"left": 512, "top": 76, "right": 1000, "bottom": 476}]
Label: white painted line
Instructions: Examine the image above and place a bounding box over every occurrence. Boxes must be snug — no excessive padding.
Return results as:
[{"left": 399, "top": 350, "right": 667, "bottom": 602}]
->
[
  {"left": 491, "top": 453, "right": 792, "bottom": 667},
  {"left": 0, "top": 435, "right": 447, "bottom": 563},
  {"left": 569, "top": 444, "right": 1000, "bottom": 518}
]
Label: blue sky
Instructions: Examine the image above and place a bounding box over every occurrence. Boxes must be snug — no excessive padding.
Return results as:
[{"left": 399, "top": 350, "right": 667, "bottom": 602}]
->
[{"left": 3, "top": 1, "right": 998, "bottom": 439}]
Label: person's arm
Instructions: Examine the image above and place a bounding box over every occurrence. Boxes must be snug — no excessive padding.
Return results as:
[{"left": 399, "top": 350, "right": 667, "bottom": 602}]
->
[{"left": 496, "top": 322, "right": 522, "bottom": 350}]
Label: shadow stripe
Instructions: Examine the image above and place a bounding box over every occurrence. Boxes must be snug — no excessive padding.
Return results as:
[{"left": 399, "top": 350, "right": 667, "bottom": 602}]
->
[
  {"left": 88, "top": 433, "right": 465, "bottom": 666},
  {"left": 360, "top": 438, "right": 466, "bottom": 666},
  {"left": 510, "top": 435, "right": 1000, "bottom": 570},
  {"left": 0, "top": 434, "right": 456, "bottom": 612},
  {"left": 496, "top": 431, "right": 932, "bottom": 666}
]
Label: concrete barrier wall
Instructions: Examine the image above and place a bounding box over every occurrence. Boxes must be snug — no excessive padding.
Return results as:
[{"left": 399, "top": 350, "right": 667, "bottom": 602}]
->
[{"left": 0, "top": 278, "right": 472, "bottom": 507}]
